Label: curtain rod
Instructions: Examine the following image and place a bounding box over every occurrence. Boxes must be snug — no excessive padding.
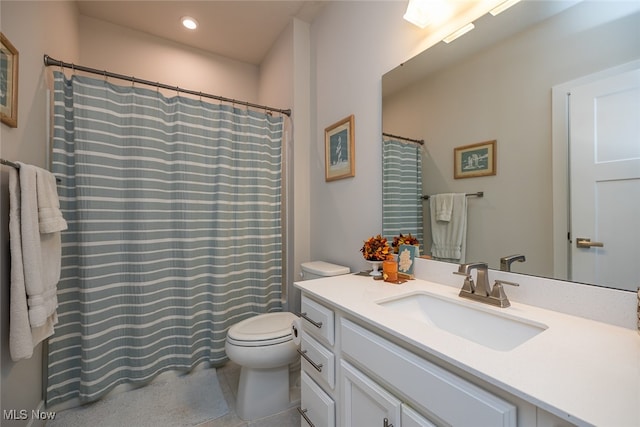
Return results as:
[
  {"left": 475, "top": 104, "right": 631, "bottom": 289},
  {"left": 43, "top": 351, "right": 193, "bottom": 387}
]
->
[
  {"left": 382, "top": 132, "right": 424, "bottom": 145},
  {"left": 422, "top": 191, "right": 484, "bottom": 200},
  {"left": 43, "top": 54, "right": 292, "bottom": 117}
]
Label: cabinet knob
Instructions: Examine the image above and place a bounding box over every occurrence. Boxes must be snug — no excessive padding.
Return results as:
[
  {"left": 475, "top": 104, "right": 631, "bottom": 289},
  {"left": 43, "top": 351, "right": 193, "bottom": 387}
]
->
[{"left": 383, "top": 417, "right": 394, "bottom": 427}]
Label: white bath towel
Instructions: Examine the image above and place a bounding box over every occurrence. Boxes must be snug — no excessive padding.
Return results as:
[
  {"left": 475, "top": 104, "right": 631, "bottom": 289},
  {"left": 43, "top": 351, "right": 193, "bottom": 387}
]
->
[
  {"left": 430, "top": 193, "right": 467, "bottom": 262},
  {"left": 9, "top": 163, "right": 67, "bottom": 361}
]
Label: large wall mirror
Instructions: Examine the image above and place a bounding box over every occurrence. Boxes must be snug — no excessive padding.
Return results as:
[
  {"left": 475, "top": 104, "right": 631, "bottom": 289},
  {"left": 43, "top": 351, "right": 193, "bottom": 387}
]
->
[{"left": 382, "top": 0, "right": 640, "bottom": 292}]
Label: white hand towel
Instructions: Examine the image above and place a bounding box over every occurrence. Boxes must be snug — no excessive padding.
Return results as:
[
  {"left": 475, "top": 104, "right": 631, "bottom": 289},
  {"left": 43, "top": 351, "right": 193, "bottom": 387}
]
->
[
  {"left": 432, "top": 193, "right": 454, "bottom": 222},
  {"left": 9, "top": 163, "right": 64, "bottom": 360},
  {"left": 36, "top": 168, "right": 67, "bottom": 233},
  {"left": 430, "top": 193, "right": 467, "bottom": 262}
]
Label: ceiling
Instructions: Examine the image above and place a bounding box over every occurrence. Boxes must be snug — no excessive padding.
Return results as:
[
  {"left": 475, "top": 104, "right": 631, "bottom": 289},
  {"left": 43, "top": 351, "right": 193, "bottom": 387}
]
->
[{"left": 76, "top": 1, "right": 327, "bottom": 65}]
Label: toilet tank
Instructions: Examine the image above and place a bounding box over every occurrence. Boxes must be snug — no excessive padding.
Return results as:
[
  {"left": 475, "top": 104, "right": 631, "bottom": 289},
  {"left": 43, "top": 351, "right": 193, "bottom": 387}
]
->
[{"left": 300, "top": 261, "right": 350, "bottom": 280}]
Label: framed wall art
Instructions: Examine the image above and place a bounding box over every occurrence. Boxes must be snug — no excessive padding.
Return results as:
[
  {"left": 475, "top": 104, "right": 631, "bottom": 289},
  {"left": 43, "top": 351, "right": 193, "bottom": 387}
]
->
[
  {"left": 0, "top": 32, "right": 18, "bottom": 128},
  {"left": 397, "top": 244, "right": 418, "bottom": 279},
  {"left": 325, "top": 114, "right": 355, "bottom": 181},
  {"left": 454, "top": 140, "right": 496, "bottom": 179}
]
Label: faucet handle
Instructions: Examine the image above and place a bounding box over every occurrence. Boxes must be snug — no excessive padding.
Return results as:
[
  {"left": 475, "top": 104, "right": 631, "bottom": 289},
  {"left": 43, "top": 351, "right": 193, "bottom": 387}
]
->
[
  {"left": 494, "top": 279, "right": 520, "bottom": 288},
  {"left": 453, "top": 271, "right": 475, "bottom": 293},
  {"left": 490, "top": 279, "right": 519, "bottom": 307}
]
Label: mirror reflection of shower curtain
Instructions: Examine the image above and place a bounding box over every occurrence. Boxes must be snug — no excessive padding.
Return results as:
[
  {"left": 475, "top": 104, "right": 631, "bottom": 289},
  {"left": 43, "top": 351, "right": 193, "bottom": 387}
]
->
[
  {"left": 382, "top": 138, "right": 423, "bottom": 252},
  {"left": 47, "top": 72, "right": 283, "bottom": 406}
]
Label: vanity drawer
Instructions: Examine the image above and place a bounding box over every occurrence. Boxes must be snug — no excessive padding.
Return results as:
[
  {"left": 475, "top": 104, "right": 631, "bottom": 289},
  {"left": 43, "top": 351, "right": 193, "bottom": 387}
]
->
[
  {"left": 300, "top": 371, "right": 335, "bottom": 427},
  {"left": 300, "top": 296, "right": 335, "bottom": 346},
  {"left": 341, "top": 319, "right": 517, "bottom": 427},
  {"left": 300, "top": 335, "right": 335, "bottom": 389}
]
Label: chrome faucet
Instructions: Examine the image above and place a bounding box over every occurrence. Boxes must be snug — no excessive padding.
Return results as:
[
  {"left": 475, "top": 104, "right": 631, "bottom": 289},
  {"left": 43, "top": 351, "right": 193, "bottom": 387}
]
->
[
  {"left": 454, "top": 262, "right": 519, "bottom": 308},
  {"left": 500, "top": 254, "right": 526, "bottom": 272}
]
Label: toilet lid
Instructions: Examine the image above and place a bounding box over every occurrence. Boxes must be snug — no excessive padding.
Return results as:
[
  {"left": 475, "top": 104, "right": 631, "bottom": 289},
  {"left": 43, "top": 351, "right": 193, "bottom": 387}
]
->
[{"left": 227, "top": 312, "right": 297, "bottom": 343}]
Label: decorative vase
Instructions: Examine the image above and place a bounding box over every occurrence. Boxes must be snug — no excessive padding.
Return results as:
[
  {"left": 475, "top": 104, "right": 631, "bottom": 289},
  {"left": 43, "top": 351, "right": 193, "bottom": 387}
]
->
[
  {"left": 367, "top": 260, "right": 382, "bottom": 277},
  {"left": 382, "top": 259, "right": 398, "bottom": 282}
]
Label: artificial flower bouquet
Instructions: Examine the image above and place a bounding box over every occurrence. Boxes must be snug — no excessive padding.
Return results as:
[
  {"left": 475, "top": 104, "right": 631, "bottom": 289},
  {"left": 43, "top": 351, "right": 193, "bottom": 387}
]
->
[
  {"left": 360, "top": 234, "right": 391, "bottom": 261},
  {"left": 391, "top": 233, "right": 419, "bottom": 253}
]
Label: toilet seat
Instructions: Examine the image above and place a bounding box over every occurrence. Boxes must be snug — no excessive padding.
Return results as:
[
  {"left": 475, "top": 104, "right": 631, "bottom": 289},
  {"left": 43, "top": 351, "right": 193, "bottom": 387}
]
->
[{"left": 227, "top": 312, "right": 296, "bottom": 347}]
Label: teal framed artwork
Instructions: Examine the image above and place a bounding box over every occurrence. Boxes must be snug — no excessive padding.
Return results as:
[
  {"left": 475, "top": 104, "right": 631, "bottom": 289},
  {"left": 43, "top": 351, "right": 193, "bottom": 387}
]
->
[
  {"left": 325, "top": 114, "right": 355, "bottom": 181},
  {"left": 0, "top": 32, "right": 18, "bottom": 128},
  {"left": 398, "top": 244, "right": 418, "bottom": 279},
  {"left": 454, "top": 140, "right": 496, "bottom": 179}
]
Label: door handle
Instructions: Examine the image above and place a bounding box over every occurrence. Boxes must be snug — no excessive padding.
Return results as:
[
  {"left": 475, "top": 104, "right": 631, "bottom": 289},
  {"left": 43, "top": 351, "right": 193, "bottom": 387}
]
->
[{"left": 576, "top": 238, "right": 604, "bottom": 248}]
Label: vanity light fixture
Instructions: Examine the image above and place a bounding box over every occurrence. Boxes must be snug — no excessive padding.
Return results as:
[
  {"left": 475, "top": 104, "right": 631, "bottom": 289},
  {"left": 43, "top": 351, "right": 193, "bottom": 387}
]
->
[
  {"left": 181, "top": 16, "right": 198, "bottom": 30},
  {"left": 443, "top": 22, "right": 475, "bottom": 43},
  {"left": 489, "top": 0, "right": 521, "bottom": 16},
  {"left": 403, "top": 0, "right": 452, "bottom": 29}
]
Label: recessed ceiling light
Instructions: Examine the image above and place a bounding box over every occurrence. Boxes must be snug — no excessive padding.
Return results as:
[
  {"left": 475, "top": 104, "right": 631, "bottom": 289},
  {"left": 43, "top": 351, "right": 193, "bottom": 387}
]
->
[{"left": 181, "top": 16, "right": 198, "bottom": 30}]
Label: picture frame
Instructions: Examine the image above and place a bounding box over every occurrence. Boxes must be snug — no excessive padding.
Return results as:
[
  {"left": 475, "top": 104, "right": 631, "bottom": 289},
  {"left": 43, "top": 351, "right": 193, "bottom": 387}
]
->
[
  {"left": 0, "top": 32, "right": 18, "bottom": 128},
  {"left": 325, "top": 114, "right": 355, "bottom": 181},
  {"left": 397, "top": 244, "right": 418, "bottom": 279},
  {"left": 454, "top": 140, "right": 496, "bottom": 179}
]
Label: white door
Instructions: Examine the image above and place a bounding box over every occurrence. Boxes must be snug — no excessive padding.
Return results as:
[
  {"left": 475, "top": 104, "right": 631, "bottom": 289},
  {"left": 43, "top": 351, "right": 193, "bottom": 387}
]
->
[{"left": 569, "top": 65, "right": 640, "bottom": 290}]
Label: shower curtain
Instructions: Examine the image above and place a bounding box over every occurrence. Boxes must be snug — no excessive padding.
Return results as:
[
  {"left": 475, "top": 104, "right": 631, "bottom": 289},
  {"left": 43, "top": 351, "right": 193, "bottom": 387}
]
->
[
  {"left": 47, "top": 72, "right": 284, "bottom": 405},
  {"left": 382, "top": 138, "right": 423, "bottom": 250}
]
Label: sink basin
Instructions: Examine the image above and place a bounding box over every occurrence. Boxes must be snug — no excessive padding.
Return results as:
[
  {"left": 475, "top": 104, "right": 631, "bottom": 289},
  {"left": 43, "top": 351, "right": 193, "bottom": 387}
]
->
[{"left": 377, "top": 291, "right": 547, "bottom": 351}]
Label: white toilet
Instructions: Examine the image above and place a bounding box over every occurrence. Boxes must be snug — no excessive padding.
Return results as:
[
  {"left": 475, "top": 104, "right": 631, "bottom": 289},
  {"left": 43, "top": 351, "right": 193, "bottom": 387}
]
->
[{"left": 225, "top": 261, "right": 350, "bottom": 420}]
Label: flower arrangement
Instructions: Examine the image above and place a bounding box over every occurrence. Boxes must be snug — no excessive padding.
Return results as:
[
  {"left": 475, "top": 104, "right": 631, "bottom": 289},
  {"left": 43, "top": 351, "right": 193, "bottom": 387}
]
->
[
  {"left": 360, "top": 234, "right": 390, "bottom": 261},
  {"left": 392, "top": 233, "right": 419, "bottom": 253}
]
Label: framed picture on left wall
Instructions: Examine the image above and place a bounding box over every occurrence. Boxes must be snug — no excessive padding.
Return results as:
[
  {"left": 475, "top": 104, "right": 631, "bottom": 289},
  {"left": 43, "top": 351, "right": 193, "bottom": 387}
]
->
[
  {"left": 0, "top": 32, "right": 18, "bottom": 128},
  {"left": 325, "top": 114, "right": 355, "bottom": 181}
]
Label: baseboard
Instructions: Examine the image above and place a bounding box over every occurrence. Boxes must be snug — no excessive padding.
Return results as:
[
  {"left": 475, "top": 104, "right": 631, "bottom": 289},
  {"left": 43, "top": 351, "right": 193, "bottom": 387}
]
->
[{"left": 25, "top": 400, "right": 53, "bottom": 427}]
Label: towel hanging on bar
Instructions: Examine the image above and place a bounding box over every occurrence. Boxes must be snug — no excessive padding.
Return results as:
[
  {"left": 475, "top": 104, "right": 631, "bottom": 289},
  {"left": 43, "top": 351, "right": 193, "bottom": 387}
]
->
[
  {"left": 2, "top": 159, "right": 61, "bottom": 183},
  {"left": 422, "top": 191, "right": 483, "bottom": 200},
  {"left": 1, "top": 158, "right": 20, "bottom": 169}
]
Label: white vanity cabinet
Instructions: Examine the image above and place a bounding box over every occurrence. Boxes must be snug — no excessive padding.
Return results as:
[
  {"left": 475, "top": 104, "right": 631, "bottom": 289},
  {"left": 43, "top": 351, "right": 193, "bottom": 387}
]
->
[
  {"left": 298, "top": 296, "right": 337, "bottom": 426},
  {"left": 298, "top": 293, "right": 576, "bottom": 427}
]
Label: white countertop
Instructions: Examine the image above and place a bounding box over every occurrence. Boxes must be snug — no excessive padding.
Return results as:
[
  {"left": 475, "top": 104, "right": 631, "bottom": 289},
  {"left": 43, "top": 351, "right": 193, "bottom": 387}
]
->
[{"left": 295, "top": 274, "right": 640, "bottom": 427}]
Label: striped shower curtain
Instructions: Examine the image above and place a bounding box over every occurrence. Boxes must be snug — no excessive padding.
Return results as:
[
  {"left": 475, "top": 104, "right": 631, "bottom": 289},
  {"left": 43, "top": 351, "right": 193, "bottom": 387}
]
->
[
  {"left": 47, "top": 72, "right": 284, "bottom": 405},
  {"left": 382, "top": 138, "right": 423, "bottom": 251}
]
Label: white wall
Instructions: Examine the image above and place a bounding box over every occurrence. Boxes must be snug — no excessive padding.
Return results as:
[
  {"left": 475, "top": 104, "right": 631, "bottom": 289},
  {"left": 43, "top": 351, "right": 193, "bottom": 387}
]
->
[
  {"left": 258, "top": 18, "right": 312, "bottom": 313},
  {"left": 309, "top": 1, "right": 424, "bottom": 273},
  {"left": 0, "top": 2, "right": 80, "bottom": 425},
  {"left": 78, "top": 16, "right": 260, "bottom": 102}
]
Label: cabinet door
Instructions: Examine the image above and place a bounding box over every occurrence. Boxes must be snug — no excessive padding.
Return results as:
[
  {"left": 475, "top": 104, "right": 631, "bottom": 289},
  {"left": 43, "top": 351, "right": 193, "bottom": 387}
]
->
[
  {"left": 300, "top": 371, "right": 335, "bottom": 427},
  {"left": 402, "top": 404, "right": 438, "bottom": 427},
  {"left": 341, "top": 361, "right": 401, "bottom": 427}
]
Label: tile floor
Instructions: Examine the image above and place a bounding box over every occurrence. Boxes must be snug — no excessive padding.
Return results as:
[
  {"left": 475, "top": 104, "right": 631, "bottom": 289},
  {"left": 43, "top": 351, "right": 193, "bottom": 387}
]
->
[{"left": 197, "top": 362, "right": 301, "bottom": 427}]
